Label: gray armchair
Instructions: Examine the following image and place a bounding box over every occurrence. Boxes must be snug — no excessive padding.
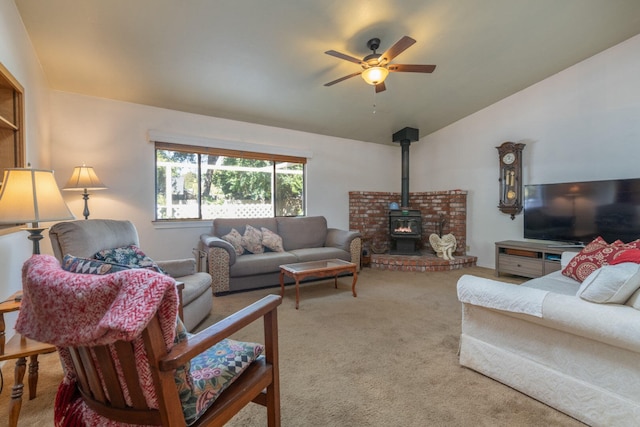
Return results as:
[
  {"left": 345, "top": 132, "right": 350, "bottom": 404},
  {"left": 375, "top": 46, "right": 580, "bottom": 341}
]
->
[{"left": 49, "top": 219, "right": 213, "bottom": 331}]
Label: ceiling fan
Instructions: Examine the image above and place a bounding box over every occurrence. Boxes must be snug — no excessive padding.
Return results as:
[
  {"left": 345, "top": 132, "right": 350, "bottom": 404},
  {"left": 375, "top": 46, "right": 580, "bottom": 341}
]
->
[{"left": 324, "top": 36, "right": 436, "bottom": 93}]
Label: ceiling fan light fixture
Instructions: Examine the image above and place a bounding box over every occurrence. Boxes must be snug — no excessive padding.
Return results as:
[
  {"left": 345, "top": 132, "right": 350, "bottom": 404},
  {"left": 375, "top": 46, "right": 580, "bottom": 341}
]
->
[{"left": 361, "top": 66, "right": 389, "bottom": 85}]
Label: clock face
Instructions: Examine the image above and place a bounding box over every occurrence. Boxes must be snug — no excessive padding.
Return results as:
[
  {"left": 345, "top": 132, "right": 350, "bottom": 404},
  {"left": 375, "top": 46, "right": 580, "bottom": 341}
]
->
[{"left": 502, "top": 152, "right": 516, "bottom": 165}]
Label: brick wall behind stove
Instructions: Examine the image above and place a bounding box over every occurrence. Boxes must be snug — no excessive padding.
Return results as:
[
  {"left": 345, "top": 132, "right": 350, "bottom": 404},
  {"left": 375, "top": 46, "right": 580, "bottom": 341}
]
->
[{"left": 349, "top": 190, "right": 468, "bottom": 255}]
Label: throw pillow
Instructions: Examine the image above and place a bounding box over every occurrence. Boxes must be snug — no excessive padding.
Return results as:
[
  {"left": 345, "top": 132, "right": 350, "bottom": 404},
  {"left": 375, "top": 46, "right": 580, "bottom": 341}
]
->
[
  {"left": 261, "top": 227, "right": 284, "bottom": 252},
  {"left": 589, "top": 236, "right": 609, "bottom": 247},
  {"left": 61, "top": 254, "right": 132, "bottom": 275},
  {"left": 94, "top": 245, "right": 165, "bottom": 273},
  {"left": 609, "top": 248, "right": 640, "bottom": 265},
  {"left": 175, "top": 338, "right": 264, "bottom": 425},
  {"left": 626, "top": 288, "right": 640, "bottom": 310},
  {"left": 576, "top": 263, "right": 640, "bottom": 304},
  {"left": 561, "top": 237, "right": 632, "bottom": 282},
  {"left": 221, "top": 228, "right": 244, "bottom": 256},
  {"left": 241, "top": 225, "right": 264, "bottom": 254}
]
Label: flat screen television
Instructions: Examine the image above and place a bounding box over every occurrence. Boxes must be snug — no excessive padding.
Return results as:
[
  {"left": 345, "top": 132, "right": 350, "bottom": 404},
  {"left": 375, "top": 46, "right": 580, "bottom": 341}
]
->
[{"left": 523, "top": 178, "right": 640, "bottom": 245}]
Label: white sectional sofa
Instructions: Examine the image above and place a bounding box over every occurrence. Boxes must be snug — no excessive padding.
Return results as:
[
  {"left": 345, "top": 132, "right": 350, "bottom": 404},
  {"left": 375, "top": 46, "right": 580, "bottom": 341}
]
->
[{"left": 457, "top": 252, "right": 640, "bottom": 426}]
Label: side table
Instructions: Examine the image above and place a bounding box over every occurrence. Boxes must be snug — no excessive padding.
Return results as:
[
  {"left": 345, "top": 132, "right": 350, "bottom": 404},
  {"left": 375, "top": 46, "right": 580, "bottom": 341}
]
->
[{"left": 1, "top": 291, "right": 57, "bottom": 427}]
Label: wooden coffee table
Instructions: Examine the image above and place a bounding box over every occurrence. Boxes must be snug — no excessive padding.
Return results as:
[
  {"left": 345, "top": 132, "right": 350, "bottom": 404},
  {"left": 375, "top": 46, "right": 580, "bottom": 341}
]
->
[{"left": 279, "top": 259, "right": 358, "bottom": 309}]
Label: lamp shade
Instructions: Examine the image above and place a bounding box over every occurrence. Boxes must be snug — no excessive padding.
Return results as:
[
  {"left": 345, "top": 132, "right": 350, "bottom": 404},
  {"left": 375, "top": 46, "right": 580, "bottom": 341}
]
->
[
  {"left": 64, "top": 165, "right": 107, "bottom": 190},
  {"left": 0, "top": 168, "right": 75, "bottom": 225},
  {"left": 361, "top": 66, "right": 389, "bottom": 85}
]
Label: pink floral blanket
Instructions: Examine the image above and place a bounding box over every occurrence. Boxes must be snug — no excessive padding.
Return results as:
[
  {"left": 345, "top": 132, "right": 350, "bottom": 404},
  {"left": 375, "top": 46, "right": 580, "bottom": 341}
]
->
[{"left": 16, "top": 255, "right": 179, "bottom": 426}]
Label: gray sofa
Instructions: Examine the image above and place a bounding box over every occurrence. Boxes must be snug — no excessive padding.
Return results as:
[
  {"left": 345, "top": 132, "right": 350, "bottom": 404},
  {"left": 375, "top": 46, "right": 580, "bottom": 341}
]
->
[
  {"left": 49, "top": 219, "right": 213, "bottom": 331},
  {"left": 199, "top": 216, "right": 361, "bottom": 294}
]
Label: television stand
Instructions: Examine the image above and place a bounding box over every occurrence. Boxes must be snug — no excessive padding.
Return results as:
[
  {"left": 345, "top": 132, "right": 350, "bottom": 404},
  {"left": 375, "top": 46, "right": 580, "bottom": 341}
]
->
[
  {"left": 547, "top": 244, "right": 585, "bottom": 248},
  {"left": 495, "top": 240, "right": 582, "bottom": 279}
]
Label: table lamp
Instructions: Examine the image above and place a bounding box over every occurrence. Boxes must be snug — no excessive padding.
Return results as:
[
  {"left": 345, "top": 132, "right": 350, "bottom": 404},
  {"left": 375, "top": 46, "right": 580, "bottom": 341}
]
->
[
  {"left": 0, "top": 168, "right": 75, "bottom": 254},
  {"left": 63, "top": 165, "right": 107, "bottom": 219}
]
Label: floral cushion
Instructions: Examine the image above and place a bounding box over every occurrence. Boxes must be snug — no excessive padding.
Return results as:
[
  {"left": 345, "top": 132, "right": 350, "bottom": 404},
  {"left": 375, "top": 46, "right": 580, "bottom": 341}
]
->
[
  {"left": 561, "top": 237, "right": 640, "bottom": 282},
  {"left": 175, "top": 338, "right": 264, "bottom": 425},
  {"left": 221, "top": 228, "right": 245, "bottom": 256},
  {"left": 261, "top": 227, "right": 284, "bottom": 252},
  {"left": 172, "top": 316, "right": 194, "bottom": 393},
  {"left": 93, "top": 245, "right": 165, "bottom": 273},
  {"left": 61, "top": 254, "right": 133, "bottom": 275},
  {"left": 241, "top": 225, "right": 264, "bottom": 254}
]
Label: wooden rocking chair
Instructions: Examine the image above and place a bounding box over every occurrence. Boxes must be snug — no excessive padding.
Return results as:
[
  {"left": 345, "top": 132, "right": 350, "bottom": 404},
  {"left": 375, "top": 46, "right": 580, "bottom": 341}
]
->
[{"left": 63, "top": 294, "right": 281, "bottom": 426}]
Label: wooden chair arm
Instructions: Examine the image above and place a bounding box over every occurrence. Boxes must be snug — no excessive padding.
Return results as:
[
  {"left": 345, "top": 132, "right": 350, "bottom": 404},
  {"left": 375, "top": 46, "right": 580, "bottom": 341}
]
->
[{"left": 159, "top": 294, "right": 282, "bottom": 371}]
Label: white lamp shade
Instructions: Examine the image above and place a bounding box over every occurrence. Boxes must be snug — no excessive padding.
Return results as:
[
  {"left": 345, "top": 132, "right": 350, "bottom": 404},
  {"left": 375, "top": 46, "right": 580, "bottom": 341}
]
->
[
  {"left": 0, "top": 168, "right": 75, "bottom": 224},
  {"left": 64, "top": 166, "right": 107, "bottom": 190},
  {"left": 361, "top": 66, "right": 389, "bottom": 85}
]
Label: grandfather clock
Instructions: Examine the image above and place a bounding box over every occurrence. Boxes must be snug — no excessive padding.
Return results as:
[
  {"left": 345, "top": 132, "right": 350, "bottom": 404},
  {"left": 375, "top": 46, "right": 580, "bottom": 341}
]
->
[{"left": 497, "top": 141, "right": 525, "bottom": 220}]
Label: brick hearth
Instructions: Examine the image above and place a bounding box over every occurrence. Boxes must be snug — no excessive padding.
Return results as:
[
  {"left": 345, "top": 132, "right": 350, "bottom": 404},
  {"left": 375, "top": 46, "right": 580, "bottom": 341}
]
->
[
  {"left": 349, "top": 190, "right": 477, "bottom": 271},
  {"left": 370, "top": 251, "right": 477, "bottom": 272},
  {"left": 349, "top": 190, "right": 469, "bottom": 254}
]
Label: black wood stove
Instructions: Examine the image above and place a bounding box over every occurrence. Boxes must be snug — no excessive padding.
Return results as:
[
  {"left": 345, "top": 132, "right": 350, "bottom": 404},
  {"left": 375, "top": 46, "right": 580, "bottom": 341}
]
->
[
  {"left": 388, "top": 127, "right": 422, "bottom": 255},
  {"left": 389, "top": 209, "right": 422, "bottom": 254}
]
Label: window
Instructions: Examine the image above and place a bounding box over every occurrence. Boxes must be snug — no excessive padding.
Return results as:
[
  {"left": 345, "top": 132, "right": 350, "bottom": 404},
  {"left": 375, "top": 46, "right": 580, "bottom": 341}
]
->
[{"left": 155, "top": 142, "right": 305, "bottom": 220}]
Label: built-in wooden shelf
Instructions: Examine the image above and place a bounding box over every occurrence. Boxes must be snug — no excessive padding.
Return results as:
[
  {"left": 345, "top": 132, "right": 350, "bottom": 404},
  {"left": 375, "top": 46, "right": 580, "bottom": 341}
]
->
[
  {"left": 0, "top": 63, "right": 25, "bottom": 235},
  {"left": 0, "top": 114, "right": 18, "bottom": 130},
  {"left": 0, "top": 62, "right": 24, "bottom": 177}
]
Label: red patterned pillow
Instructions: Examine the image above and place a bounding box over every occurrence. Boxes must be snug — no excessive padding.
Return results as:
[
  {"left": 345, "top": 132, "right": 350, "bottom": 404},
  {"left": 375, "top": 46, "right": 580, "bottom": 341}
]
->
[
  {"left": 562, "top": 237, "right": 640, "bottom": 282},
  {"left": 622, "top": 239, "right": 640, "bottom": 250},
  {"left": 609, "top": 249, "right": 640, "bottom": 265},
  {"left": 586, "top": 236, "right": 609, "bottom": 250}
]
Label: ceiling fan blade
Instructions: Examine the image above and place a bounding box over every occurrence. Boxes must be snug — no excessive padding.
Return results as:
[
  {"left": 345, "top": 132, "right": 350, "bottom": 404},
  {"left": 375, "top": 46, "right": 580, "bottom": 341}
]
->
[
  {"left": 378, "top": 36, "right": 416, "bottom": 64},
  {"left": 388, "top": 64, "right": 436, "bottom": 73},
  {"left": 375, "top": 82, "right": 386, "bottom": 93},
  {"left": 325, "top": 50, "right": 363, "bottom": 64},
  {"left": 324, "top": 71, "right": 362, "bottom": 86}
]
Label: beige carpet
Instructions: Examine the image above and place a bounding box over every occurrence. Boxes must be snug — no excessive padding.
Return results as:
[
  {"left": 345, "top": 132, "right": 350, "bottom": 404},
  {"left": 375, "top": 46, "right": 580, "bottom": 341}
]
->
[{"left": 0, "top": 267, "right": 585, "bottom": 426}]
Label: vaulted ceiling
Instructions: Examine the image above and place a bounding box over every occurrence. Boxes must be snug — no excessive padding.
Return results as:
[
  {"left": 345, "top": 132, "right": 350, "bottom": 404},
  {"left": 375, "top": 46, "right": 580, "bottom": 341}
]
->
[{"left": 15, "top": 0, "right": 640, "bottom": 145}]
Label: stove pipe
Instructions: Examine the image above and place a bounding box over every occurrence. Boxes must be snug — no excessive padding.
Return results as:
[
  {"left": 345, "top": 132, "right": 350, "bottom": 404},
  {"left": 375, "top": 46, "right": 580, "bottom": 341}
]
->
[
  {"left": 400, "top": 140, "right": 411, "bottom": 207},
  {"left": 392, "top": 127, "right": 419, "bottom": 208}
]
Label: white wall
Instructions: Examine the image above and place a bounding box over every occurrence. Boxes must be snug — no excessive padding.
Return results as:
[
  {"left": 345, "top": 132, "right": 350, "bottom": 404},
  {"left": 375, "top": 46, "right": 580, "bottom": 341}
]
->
[
  {"left": 49, "top": 92, "right": 400, "bottom": 261},
  {"left": 413, "top": 34, "right": 640, "bottom": 268},
  {"left": 0, "top": 0, "right": 52, "bottom": 339}
]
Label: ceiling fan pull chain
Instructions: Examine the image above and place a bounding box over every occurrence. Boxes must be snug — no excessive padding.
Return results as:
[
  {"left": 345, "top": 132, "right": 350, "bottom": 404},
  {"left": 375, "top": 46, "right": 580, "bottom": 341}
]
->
[{"left": 373, "top": 87, "right": 377, "bottom": 114}]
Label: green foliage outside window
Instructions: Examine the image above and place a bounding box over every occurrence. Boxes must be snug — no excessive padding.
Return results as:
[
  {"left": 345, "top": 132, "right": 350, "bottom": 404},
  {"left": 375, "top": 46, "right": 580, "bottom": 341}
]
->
[{"left": 209, "top": 157, "right": 272, "bottom": 202}]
